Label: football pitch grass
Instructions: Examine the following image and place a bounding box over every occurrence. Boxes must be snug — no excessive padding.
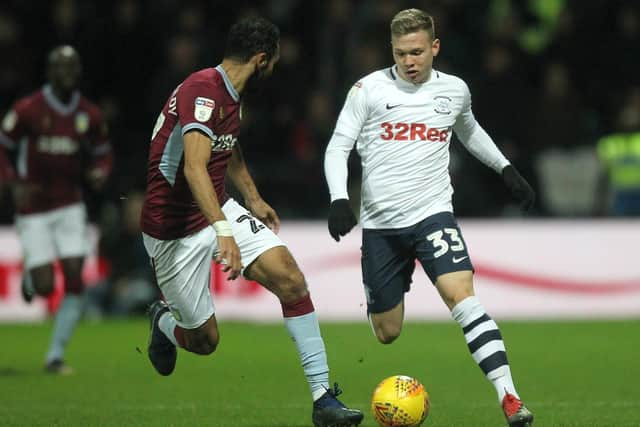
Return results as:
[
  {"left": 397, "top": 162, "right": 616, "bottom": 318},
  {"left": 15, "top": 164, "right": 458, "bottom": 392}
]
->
[{"left": 0, "top": 319, "right": 637, "bottom": 427}]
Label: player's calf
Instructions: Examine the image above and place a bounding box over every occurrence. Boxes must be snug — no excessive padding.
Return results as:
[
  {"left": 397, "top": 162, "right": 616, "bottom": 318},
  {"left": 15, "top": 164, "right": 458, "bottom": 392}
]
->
[
  {"left": 183, "top": 335, "right": 218, "bottom": 355},
  {"left": 179, "top": 317, "right": 219, "bottom": 355},
  {"left": 369, "top": 304, "right": 404, "bottom": 344},
  {"left": 29, "top": 265, "right": 55, "bottom": 297},
  {"left": 371, "top": 321, "right": 402, "bottom": 344}
]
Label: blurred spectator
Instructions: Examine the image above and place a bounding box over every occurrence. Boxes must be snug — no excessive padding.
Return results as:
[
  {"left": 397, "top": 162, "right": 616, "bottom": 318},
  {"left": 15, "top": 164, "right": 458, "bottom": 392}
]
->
[
  {"left": 147, "top": 34, "right": 202, "bottom": 117},
  {"left": 92, "top": 190, "right": 155, "bottom": 316},
  {"left": 597, "top": 87, "right": 640, "bottom": 216},
  {"left": 531, "top": 61, "right": 600, "bottom": 216}
]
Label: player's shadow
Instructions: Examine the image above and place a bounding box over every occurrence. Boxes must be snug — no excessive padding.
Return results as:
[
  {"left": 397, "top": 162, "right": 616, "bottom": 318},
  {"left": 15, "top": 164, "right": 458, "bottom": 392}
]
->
[
  {"left": 0, "top": 367, "right": 26, "bottom": 376},
  {"left": 247, "top": 425, "right": 308, "bottom": 427}
]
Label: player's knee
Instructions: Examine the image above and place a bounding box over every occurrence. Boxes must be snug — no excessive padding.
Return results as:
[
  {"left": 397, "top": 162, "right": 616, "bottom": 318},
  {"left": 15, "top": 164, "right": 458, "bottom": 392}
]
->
[
  {"left": 443, "top": 288, "right": 474, "bottom": 310},
  {"left": 374, "top": 324, "right": 401, "bottom": 344},
  {"left": 278, "top": 269, "right": 308, "bottom": 303}
]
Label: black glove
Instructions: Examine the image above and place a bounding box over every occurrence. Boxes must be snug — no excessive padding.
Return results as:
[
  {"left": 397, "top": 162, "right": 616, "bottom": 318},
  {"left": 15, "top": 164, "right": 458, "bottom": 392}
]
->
[
  {"left": 502, "top": 165, "right": 535, "bottom": 211},
  {"left": 328, "top": 199, "right": 357, "bottom": 241}
]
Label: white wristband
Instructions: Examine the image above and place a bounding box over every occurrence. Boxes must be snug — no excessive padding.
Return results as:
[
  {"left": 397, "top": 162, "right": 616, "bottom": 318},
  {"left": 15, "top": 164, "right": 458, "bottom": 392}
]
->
[{"left": 212, "top": 220, "right": 233, "bottom": 237}]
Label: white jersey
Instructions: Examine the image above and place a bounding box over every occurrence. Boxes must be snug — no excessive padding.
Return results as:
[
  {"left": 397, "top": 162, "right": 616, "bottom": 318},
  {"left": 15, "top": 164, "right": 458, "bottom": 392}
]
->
[{"left": 325, "top": 66, "right": 509, "bottom": 229}]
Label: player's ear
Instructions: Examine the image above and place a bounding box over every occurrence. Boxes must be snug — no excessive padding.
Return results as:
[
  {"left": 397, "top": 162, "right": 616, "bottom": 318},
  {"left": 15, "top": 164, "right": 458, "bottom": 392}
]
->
[
  {"left": 250, "top": 51, "right": 268, "bottom": 67},
  {"left": 432, "top": 38, "right": 440, "bottom": 56},
  {"left": 258, "top": 53, "right": 268, "bottom": 67}
]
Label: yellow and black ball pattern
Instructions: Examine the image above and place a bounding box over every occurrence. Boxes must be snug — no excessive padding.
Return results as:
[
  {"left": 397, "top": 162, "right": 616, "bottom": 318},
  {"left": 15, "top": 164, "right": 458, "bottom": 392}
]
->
[{"left": 371, "top": 375, "right": 430, "bottom": 427}]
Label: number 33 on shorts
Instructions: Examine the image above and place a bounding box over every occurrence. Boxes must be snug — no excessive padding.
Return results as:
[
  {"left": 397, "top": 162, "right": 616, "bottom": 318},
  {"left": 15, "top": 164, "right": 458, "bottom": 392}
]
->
[
  {"left": 426, "top": 228, "right": 465, "bottom": 258},
  {"left": 421, "top": 224, "right": 473, "bottom": 279}
]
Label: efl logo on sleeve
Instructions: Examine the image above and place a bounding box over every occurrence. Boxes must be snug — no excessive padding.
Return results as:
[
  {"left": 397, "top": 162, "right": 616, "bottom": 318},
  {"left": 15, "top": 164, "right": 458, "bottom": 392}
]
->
[
  {"left": 194, "top": 97, "right": 215, "bottom": 122},
  {"left": 74, "top": 112, "right": 89, "bottom": 134}
]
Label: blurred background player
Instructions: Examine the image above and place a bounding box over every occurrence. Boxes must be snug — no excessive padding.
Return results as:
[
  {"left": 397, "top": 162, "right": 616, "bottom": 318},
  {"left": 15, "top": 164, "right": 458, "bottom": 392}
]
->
[
  {"left": 141, "top": 17, "right": 363, "bottom": 427},
  {"left": 0, "top": 45, "right": 113, "bottom": 374},
  {"left": 324, "top": 9, "right": 534, "bottom": 427}
]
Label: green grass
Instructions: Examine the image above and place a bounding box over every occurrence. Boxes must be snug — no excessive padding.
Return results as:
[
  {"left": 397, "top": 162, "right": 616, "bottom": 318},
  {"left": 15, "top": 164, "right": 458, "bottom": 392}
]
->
[{"left": 0, "top": 319, "right": 638, "bottom": 426}]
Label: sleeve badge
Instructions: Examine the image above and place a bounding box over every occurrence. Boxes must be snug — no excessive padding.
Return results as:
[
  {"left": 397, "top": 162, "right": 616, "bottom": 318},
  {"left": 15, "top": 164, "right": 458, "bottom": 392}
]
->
[
  {"left": 75, "top": 112, "right": 90, "bottom": 134},
  {"left": 194, "top": 97, "right": 215, "bottom": 122}
]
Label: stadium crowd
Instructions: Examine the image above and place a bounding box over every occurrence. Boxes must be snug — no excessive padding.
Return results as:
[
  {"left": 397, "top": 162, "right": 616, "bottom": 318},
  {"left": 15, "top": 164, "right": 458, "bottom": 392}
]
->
[
  {"left": 1, "top": 0, "right": 639, "bottom": 221},
  {"left": 0, "top": 0, "right": 638, "bottom": 314}
]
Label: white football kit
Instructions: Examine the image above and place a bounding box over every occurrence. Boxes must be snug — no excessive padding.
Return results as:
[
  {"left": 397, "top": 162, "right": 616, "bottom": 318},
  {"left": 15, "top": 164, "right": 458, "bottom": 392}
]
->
[
  {"left": 325, "top": 66, "right": 510, "bottom": 229},
  {"left": 15, "top": 203, "right": 89, "bottom": 269}
]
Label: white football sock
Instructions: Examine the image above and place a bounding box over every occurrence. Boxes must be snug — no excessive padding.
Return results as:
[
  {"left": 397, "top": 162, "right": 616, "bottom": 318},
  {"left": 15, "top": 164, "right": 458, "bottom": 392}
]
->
[
  {"left": 158, "top": 311, "right": 178, "bottom": 346},
  {"left": 451, "top": 296, "right": 519, "bottom": 402},
  {"left": 283, "top": 311, "right": 330, "bottom": 401},
  {"left": 46, "top": 294, "right": 83, "bottom": 363}
]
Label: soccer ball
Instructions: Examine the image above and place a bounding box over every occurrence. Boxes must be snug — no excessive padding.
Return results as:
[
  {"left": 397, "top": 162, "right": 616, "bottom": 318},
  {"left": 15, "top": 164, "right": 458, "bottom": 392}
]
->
[{"left": 371, "top": 375, "right": 430, "bottom": 427}]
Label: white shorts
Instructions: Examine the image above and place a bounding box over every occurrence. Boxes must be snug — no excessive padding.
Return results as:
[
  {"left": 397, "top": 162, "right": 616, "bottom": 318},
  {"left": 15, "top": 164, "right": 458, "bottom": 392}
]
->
[
  {"left": 15, "top": 203, "right": 89, "bottom": 270},
  {"left": 142, "top": 198, "right": 285, "bottom": 329}
]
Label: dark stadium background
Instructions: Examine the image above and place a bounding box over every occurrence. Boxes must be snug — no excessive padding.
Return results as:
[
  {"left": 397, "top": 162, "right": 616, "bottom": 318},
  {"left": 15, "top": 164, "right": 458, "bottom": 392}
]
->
[{"left": 1, "top": 0, "right": 638, "bottom": 223}]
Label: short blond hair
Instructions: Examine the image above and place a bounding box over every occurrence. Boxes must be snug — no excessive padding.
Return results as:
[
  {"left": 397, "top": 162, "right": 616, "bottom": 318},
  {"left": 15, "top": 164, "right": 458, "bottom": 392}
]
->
[{"left": 390, "top": 8, "right": 435, "bottom": 39}]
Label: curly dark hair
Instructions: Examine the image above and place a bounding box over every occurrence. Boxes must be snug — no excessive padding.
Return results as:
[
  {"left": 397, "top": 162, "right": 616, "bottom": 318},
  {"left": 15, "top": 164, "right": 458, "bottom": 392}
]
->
[{"left": 224, "top": 17, "right": 280, "bottom": 63}]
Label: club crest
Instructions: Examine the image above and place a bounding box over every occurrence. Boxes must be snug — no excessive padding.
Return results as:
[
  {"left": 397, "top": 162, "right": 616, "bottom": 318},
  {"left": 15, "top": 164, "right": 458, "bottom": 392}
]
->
[
  {"left": 434, "top": 96, "right": 452, "bottom": 115},
  {"left": 75, "top": 112, "right": 90, "bottom": 133}
]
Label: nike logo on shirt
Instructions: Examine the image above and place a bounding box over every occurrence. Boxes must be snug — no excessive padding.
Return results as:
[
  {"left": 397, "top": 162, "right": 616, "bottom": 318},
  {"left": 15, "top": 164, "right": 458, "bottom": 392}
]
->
[
  {"left": 386, "top": 103, "right": 402, "bottom": 110},
  {"left": 452, "top": 256, "right": 468, "bottom": 264}
]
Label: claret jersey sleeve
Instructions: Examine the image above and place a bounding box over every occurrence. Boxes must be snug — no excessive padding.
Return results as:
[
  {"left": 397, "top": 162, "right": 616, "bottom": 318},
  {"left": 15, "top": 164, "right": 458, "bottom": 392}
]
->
[
  {"left": 0, "top": 99, "right": 30, "bottom": 148},
  {"left": 86, "top": 107, "right": 113, "bottom": 178},
  {"left": 0, "top": 104, "right": 26, "bottom": 182},
  {"left": 177, "top": 82, "right": 218, "bottom": 140},
  {"left": 452, "top": 81, "right": 509, "bottom": 172}
]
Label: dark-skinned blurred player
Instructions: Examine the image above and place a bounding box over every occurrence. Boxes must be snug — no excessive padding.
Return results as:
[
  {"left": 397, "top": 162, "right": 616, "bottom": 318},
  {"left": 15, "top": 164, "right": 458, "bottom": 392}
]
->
[{"left": 0, "top": 45, "right": 112, "bottom": 374}]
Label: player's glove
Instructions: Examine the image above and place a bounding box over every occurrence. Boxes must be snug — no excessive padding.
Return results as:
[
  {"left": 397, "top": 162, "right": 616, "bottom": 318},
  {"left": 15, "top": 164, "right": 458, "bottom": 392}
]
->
[
  {"left": 328, "top": 199, "right": 357, "bottom": 241},
  {"left": 502, "top": 164, "right": 535, "bottom": 211}
]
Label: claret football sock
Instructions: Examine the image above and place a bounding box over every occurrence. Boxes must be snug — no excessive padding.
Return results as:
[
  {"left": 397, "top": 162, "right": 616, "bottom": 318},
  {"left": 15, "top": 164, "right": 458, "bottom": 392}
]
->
[
  {"left": 282, "top": 294, "right": 330, "bottom": 401},
  {"left": 46, "top": 294, "right": 83, "bottom": 363},
  {"left": 451, "top": 296, "right": 519, "bottom": 402}
]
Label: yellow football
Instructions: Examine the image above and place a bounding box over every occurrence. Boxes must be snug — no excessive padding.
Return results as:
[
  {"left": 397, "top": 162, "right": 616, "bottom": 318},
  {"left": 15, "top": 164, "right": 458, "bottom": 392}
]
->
[{"left": 371, "top": 375, "right": 430, "bottom": 427}]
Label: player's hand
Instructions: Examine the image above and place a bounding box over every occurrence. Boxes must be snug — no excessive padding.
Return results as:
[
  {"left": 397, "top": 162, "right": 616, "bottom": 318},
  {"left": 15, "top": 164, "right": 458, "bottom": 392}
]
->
[
  {"left": 246, "top": 197, "right": 280, "bottom": 234},
  {"left": 328, "top": 199, "right": 357, "bottom": 241},
  {"left": 502, "top": 165, "right": 535, "bottom": 211},
  {"left": 215, "top": 235, "right": 242, "bottom": 280},
  {"left": 12, "top": 183, "right": 41, "bottom": 211}
]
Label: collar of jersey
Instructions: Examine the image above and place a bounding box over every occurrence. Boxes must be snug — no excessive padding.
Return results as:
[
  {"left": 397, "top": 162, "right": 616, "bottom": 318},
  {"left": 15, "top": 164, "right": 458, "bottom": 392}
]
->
[
  {"left": 42, "top": 84, "right": 80, "bottom": 115},
  {"left": 390, "top": 65, "right": 436, "bottom": 90},
  {"left": 215, "top": 65, "right": 240, "bottom": 103}
]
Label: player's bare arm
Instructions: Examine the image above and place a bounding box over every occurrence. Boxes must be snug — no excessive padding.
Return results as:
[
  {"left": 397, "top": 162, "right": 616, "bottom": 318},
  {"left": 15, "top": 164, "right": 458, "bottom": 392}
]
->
[
  {"left": 183, "top": 129, "right": 242, "bottom": 279},
  {"left": 85, "top": 120, "right": 113, "bottom": 191},
  {"left": 227, "top": 143, "right": 280, "bottom": 233}
]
